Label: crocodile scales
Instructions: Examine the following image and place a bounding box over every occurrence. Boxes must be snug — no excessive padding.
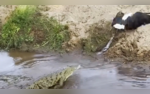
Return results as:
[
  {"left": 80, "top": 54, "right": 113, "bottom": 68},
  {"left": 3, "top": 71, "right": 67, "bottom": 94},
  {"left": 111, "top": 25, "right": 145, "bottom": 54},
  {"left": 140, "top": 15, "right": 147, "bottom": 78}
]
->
[{"left": 26, "top": 65, "right": 81, "bottom": 89}]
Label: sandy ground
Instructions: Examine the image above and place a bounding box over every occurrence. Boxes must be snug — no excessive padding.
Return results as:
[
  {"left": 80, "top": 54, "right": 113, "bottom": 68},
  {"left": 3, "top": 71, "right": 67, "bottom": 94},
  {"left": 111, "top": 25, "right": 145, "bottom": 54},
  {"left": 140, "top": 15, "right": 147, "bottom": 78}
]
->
[
  {"left": 105, "top": 24, "right": 150, "bottom": 61},
  {"left": 0, "top": 5, "right": 17, "bottom": 25},
  {"left": 35, "top": 5, "right": 150, "bottom": 61},
  {"left": 1, "top": 5, "right": 150, "bottom": 61}
]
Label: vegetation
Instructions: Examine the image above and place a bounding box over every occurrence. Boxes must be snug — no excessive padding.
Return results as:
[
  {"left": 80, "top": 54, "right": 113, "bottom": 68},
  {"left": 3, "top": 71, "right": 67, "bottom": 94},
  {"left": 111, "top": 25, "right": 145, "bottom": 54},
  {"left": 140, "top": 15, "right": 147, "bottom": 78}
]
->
[
  {"left": 0, "top": 5, "right": 112, "bottom": 54},
  {"left": 38, "top": 16, "right": 70, "bottom": 51},
  {"left": 0, "top": 5, "right": 70, "bottom": 52},
  {"left": 0, "top": 5, "right": 36, "bottom": 49},
  {"left": 82, "top": 22, "right": 113, "bottom": 54}
]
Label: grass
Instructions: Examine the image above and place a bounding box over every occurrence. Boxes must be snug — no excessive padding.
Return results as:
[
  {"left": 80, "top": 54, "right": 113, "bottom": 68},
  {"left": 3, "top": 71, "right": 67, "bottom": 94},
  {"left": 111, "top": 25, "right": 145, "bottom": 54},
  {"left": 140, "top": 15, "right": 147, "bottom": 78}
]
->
[
  {"left": 0, "top": 5, "right": 70, "bottom": 52},
  {"left": 82, "top": 21, "right": 113, "bottom": 54},
  {"left": 0, "top": 5, "right": 36, "bottom": 49},
  {"left": 37, "top": 16, "right": 70, "bottom": 51}
]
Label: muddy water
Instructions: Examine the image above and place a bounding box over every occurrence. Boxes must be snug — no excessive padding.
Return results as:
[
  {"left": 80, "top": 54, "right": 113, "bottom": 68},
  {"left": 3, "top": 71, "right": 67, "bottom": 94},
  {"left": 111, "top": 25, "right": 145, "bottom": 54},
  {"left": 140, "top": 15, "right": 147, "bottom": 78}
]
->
[{"left": 1, "top": 50, "right": 150, "bottom": 89}]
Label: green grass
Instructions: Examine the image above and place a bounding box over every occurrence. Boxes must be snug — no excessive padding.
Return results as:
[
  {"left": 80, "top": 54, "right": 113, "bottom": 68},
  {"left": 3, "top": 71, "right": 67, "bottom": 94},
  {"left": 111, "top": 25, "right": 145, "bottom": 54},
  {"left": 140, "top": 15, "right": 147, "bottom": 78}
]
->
[
  {"left": 82, "top": 22, "right": 112, "bottom": 54},
  {"left": 0, "top": 5, "right": 70, "bottom": 52},
  {"left": 0, "top": 5, "right": 36, "bottom": 49},
  {"left": 37, "top": 16, "right": 70, "bottom": 51}
]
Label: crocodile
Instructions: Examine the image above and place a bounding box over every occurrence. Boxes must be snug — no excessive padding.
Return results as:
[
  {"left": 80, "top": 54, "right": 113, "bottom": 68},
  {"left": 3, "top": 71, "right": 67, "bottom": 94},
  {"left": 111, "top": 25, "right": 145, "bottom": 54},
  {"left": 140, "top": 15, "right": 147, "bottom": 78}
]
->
[{"left": 26, "top": 65, "right": 81, "bottom": 89}]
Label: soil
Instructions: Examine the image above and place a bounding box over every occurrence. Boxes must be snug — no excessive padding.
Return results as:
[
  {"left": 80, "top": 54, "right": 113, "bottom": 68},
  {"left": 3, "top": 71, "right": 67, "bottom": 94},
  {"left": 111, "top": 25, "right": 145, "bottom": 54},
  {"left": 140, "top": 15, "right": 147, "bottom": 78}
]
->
[
  {"left": 1, "top": 5, "right": 150, "bottom": 61},
  {"left": 105, "top": 24, "right": 150, "bottom": 62},
  {"left": 1, "top": 5, "right": 150, "bottom": 89}
]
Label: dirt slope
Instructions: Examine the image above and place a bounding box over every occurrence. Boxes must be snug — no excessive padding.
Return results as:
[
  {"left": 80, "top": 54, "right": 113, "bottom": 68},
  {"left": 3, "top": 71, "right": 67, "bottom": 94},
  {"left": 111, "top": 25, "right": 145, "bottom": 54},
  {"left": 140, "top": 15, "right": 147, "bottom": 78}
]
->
[
  {"left": 1, "top": 5, "right": 150, "bottom": 61},
  {"left": 105, "top": 24, "right": 150, "bottom": 61},
  {"left": 38, "top": 5, "right": 150, "bottom": 54}
]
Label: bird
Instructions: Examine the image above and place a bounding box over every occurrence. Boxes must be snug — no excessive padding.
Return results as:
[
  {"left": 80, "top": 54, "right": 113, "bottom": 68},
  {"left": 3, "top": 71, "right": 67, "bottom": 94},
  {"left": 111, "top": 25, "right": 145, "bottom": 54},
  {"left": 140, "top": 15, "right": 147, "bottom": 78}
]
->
[{"left": 112, "top": 11, "right": 150, "bottom": 31}]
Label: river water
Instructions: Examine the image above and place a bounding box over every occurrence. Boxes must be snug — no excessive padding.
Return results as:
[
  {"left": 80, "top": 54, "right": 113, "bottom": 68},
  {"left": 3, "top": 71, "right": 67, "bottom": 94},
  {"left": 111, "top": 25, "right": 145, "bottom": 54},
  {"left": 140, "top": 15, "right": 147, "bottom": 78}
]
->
[{"left": 1, "top": 50, "right": 150, "bottom": 89}]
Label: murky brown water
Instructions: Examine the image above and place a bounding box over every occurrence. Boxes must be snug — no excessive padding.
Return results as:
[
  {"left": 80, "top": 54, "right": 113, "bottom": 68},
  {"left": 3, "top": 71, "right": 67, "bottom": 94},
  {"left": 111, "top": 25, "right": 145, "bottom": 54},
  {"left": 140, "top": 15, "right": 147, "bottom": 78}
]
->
[{"left": 1, "top": 50, "right": 150, "bottom": 89}]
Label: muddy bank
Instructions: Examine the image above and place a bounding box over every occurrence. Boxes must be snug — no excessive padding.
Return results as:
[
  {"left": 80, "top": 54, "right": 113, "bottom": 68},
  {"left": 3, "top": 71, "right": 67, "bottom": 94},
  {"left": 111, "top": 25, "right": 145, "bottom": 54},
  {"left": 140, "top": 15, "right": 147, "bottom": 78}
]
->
[
  {"left": 37, "top": 5, "right": 116, "bottom": 52},
  {"left": 2, "top": 5, "right": 150, "bottom": 89},
  {"left": 37, "top": 5, "right": 150, "bottom": 61},
  {"left": 2, "top": 5, "right": 150, "bottom": 61},
  {"left": 0, "top": 5, "right": 117, "bottom": 53},
  {"left": 105, "top": 24, "right": 150, "bottom": 62}
]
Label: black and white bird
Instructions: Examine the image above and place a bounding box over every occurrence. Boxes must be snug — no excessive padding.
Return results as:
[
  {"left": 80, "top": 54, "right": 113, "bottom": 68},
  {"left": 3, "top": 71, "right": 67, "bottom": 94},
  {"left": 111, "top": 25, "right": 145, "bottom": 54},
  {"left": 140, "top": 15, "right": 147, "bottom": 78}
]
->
[{"left": 112, "top": 11, "right": 150, "bottom": 31}]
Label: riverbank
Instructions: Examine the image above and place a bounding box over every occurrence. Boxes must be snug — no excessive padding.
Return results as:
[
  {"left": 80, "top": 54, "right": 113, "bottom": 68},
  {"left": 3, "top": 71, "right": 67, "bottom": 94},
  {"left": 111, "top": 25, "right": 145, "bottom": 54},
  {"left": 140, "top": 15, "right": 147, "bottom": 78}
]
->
[
  {"left": 1, "top": 5, "right": 150, "bottom": 62},
  {"left": 0, "top": 5, "right": 113, "bottom": 53}
]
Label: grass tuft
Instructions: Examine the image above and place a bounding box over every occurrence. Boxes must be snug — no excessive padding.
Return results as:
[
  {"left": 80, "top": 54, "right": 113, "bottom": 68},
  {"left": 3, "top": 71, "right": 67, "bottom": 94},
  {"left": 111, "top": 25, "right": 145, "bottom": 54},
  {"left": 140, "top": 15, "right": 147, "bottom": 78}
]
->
[{"left": 0, "top": 5, "right": 70, "bottom": 52}]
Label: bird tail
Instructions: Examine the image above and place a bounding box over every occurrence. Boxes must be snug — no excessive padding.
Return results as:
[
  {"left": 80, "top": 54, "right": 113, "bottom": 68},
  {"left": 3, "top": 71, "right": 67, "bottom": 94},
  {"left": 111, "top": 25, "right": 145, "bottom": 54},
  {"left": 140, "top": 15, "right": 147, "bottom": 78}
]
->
[
  {"left": 144, "top": 13, "right": 150, "bottom": 15},
  {"left": 144, "top": 13, "right": 150, "bottom": 23}
]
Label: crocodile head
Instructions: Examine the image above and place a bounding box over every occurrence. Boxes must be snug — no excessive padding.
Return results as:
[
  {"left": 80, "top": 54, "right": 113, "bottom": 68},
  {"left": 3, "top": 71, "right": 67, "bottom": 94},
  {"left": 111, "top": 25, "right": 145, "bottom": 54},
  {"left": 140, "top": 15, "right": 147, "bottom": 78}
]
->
[{"left": 62, "top": 65, "right": 81, "bottom": 80}]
